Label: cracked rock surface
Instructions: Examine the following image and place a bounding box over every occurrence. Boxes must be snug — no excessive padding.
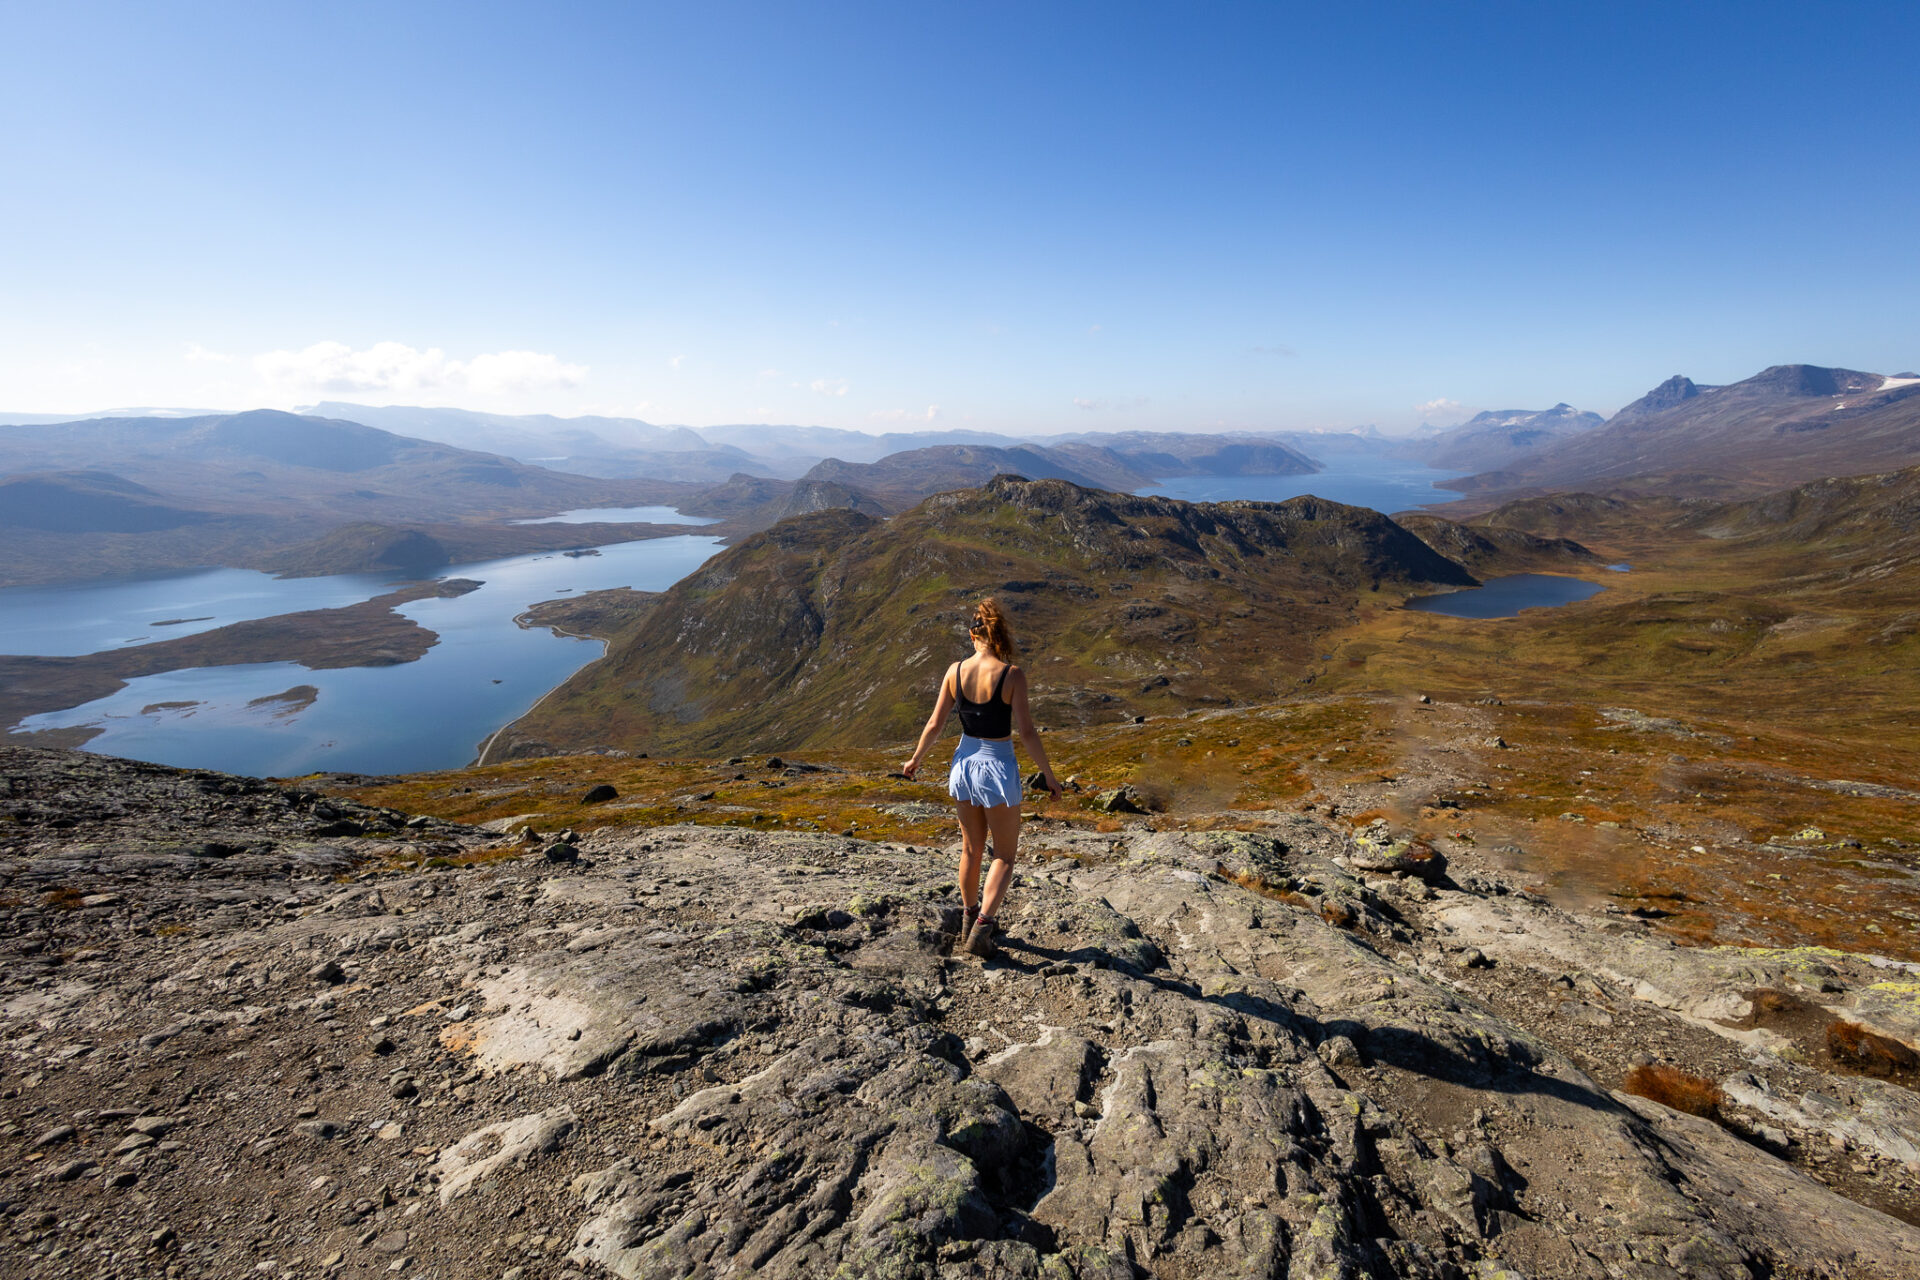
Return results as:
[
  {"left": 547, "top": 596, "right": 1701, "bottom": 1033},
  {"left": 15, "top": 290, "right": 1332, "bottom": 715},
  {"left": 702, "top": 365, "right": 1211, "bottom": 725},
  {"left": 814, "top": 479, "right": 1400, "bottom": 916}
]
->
[{"left": 3, "top": 746, "right": 1919, "bottom": 1278}]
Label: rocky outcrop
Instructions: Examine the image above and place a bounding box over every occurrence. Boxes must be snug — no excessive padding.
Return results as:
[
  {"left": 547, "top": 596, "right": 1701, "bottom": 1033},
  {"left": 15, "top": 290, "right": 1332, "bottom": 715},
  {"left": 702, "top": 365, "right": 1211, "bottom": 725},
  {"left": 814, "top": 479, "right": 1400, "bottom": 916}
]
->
[{"left": 3, "top": 747, "right": 1918, "bottom": 1277}]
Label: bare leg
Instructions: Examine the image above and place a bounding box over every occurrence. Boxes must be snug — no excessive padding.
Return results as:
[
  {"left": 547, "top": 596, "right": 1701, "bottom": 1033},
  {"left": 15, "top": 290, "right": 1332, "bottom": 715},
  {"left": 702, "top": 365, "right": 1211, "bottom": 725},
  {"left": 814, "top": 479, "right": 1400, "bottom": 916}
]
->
[
  {"left": 955, "top": 802, "right": 988, "bottom": 910},
  {"left": 978, "top": 803, "right": 1023, "bottom": 919}
]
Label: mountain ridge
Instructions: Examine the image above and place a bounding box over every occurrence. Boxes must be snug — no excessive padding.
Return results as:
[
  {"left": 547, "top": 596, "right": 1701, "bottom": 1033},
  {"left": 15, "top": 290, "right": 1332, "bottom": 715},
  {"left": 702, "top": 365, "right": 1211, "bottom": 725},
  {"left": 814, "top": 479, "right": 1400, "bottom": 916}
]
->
[
  {"left": 1448, "top": 363, "right": 1920, "bottom": 498},
  {"left": 1410, "top": 403, "right": 1604, "bottom": 473}
]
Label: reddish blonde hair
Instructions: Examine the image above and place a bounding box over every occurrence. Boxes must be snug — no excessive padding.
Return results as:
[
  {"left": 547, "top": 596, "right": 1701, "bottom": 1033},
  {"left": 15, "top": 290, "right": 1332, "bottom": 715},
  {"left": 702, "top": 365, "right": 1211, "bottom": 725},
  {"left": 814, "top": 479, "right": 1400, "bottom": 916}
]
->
[{"left": 970, "top": 598, "right": 1018, "bottom": 662}]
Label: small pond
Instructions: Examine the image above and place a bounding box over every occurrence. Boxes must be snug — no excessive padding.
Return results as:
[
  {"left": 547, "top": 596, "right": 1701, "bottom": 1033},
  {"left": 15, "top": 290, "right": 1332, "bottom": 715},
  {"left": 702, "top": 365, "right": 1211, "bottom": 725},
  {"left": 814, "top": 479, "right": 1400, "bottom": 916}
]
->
[{"left": 1404, "top": 574, "right": 1606, "bottom": 619}]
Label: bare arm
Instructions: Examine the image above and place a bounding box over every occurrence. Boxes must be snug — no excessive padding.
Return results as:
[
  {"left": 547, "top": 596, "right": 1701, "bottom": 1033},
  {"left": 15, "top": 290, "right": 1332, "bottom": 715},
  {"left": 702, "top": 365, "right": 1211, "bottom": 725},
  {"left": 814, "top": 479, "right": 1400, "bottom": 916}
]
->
[
  {"left": 1007, "top": 668, "right": 1063, "bottom": 800},
  {"left": 901, "top": 665, "right": 958, "bottom": 779}
]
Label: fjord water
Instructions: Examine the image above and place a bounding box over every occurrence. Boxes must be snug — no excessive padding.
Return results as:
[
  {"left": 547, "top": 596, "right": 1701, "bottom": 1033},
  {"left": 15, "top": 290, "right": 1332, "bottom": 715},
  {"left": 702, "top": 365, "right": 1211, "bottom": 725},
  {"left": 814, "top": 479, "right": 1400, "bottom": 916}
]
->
[
  {"left": 0, "top": 567, "right": 399, "bottom": 657},
  {"left": 13, "top": 535, "right": 722, "bottom": 776},
  {"left": 1139, "top": 456, "right": 1467, "bottom": 513},
  {"left": 1405, "top": 573, "right": 1606, "bottom": 618},
  {"left": 510, "top": 505, "right": 720, "bottom": 525}
]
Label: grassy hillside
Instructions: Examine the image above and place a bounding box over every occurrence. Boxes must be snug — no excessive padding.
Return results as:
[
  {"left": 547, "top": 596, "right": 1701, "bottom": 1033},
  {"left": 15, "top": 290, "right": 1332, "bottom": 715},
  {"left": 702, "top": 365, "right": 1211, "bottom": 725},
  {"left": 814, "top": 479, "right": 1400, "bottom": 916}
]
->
[
  {"left": 1320, "top": 466, "right": 1920, "bottom": 752},
  {"left": 496, "top": 476, "right": 1478, "bottom": 757}
]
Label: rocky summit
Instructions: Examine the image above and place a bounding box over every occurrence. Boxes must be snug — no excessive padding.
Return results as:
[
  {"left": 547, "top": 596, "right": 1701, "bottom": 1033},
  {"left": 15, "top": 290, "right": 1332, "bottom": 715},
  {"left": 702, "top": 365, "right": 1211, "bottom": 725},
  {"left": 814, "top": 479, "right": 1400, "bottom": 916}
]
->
[{"left": 5, "top": 745, "right": 1920, "bottom": 1279}]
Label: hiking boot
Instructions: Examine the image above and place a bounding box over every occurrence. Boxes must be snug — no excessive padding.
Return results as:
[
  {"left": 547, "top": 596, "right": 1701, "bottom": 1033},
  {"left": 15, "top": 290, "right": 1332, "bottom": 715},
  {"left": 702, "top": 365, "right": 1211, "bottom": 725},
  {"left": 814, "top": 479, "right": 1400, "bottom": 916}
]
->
[
  {"left": 937, "top": 905, "right": 979, "bottom": 955},
  {"left": 962, "top": 916, "right": 998, "bottom": 959}
]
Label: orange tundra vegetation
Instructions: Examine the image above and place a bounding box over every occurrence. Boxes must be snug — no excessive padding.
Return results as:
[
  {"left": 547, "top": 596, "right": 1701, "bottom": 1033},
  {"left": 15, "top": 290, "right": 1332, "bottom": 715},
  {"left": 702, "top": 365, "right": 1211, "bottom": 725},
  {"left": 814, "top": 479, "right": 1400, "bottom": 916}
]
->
[
  {"left": 1827, "top": 1020, "right": 1920, "bottom": 1076},
  {"left": 1622, "top": 1064, "right": 1727, "bottom": 1119}
]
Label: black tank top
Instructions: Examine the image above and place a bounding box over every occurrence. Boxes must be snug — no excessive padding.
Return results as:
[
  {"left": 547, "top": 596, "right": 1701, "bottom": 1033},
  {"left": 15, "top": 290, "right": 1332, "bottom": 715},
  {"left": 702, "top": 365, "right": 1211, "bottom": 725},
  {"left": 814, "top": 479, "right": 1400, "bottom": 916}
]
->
[{"left": 951, "top": 661, "right": 1014, "bottom": 738}]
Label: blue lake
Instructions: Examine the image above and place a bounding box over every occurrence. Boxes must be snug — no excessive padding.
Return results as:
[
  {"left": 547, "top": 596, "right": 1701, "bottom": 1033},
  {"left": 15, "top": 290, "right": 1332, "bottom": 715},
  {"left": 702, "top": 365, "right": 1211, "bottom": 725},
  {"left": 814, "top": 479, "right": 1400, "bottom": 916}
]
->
[
  {"left": 1404, "top": 574, "right": 1607, "bottom": 619},
  {"left": 0, "top": 568, "right": 399, "bottom": 656},
  {"left": 510, "top": 505, "right": 719, "bottom": 525},
  {"left": 1139, "top": 458, "right": 1467, "bottom": 514},
  {"left": 11, "top": 535, "right": 723, "bottom": 777}
]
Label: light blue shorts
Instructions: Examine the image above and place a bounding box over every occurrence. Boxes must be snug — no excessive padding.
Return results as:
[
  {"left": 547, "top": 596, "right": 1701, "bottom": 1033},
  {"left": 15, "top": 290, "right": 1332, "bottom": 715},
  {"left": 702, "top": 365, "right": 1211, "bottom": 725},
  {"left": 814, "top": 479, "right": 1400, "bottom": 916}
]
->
[{"left": 949, "top": 735, "right": 1022, "bottom": 809}]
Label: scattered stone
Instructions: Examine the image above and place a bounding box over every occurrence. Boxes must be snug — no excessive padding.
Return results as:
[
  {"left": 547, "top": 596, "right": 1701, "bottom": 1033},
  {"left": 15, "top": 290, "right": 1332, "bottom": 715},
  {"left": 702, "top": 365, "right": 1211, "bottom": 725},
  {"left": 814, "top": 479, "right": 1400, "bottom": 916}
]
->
[
  {"left": 307, "top": 958, "right": 347, "bottom": 983},
  {"left": 1347, "top": 832, "right": 1448, "bottom": 881},
  {"left": 436, "top": 1109, "right": 577, "bottom": 1204},
  {"left": 543, "top": 842, "right": 579, "bottom": 864},
  {"left": 1553, "top": 1000, "right": 1615, "bottom": 1027},
  {"left": 1317, "top": 1035, "right": 1364, "bottom": 1068},
  {"left": 581, "top": 784, "right": 618, "bottom": 804},
  {"left": 33, "top": 1124, "right": 75, "bottom": 1148}
]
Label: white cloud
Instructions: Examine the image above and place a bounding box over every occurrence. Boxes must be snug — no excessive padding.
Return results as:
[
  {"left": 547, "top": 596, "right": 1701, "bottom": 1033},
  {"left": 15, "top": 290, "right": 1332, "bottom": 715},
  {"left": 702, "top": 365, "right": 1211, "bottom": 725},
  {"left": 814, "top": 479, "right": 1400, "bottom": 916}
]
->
[
  {"left": 184, "top": 342, "right": 233, "bottom": 364},
  {"left": 809, "top": 378, "right": 849, "bottom": 397},
  {"left": 460, "top": 350, "right": 588, "bottom": 395},
  {"left": 1073, "top": 395, "right": 1150, "bottom": 411},
  {"left": 254, "top": 341, "right": 586, "bottom": 397},
  {"left": 869, "top": 405, "right": 940, "bottom": 423},
  {"left": 755, "top": 367, "right": 780, "bottom": 380},
  {"left": 668, "top": 354, "right": 685, "bottom": 370},
  {"left": 1416, "top": 397, "right": 1471, "bottom": 425},
  {"left": 1247, "top": 343, "right": 1295, "bottom": 358}
]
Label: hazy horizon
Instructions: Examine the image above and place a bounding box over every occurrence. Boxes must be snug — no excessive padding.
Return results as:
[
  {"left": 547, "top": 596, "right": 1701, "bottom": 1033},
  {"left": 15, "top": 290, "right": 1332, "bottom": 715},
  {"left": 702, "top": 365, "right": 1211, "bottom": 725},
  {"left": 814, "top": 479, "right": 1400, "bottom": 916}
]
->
[{"left": 0, "top": 398, "right": 1462, "bottom": 440}]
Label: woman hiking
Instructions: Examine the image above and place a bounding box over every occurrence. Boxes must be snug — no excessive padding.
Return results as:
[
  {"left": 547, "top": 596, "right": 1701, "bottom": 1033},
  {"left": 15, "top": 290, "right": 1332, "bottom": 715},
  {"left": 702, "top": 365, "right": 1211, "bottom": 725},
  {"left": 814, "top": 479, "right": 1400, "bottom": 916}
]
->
[{"left": 902, "top": 598, "right": 1064, "bottom": 958}]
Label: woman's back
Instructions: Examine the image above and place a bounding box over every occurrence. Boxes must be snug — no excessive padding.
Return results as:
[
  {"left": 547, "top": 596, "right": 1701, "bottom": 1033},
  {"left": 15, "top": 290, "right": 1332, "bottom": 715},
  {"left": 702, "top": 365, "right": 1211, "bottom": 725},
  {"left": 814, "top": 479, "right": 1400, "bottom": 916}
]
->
[{"left": 952, "top": 656, "right": 1014, "bottom": 739}]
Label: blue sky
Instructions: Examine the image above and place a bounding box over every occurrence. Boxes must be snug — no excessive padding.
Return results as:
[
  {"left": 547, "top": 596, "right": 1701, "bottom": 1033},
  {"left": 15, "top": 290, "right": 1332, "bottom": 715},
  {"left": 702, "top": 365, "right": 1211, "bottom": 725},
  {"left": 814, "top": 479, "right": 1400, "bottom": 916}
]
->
[{"left": 2, "top": 1, "right": 1916, "bottom": 432}]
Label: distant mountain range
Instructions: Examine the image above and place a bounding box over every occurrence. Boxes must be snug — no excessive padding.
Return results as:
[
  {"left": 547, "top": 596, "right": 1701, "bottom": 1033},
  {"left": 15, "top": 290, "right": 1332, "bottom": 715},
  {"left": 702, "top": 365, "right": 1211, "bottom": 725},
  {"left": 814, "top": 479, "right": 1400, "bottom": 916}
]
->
[
  {"left": 1447, "top": 364, "right": 1920, "bottom": 498},
  {"left": 306, "top": 405, "right": 1323, "bottom": 486},
  {"left": 301, "top": 402, "right": 770, "bottom": 483},
  {"left": 0, "top": 409, "right": 683, "bottom": 523},
  {"left": 7, "top": 363, "right": 1913, "bottom": 588},
  {"left": 0, "top": 410, "right": 696, "bottom": 586},
  {"left": 1408, "top": 403, "right": 1605, "bottom": 473}
]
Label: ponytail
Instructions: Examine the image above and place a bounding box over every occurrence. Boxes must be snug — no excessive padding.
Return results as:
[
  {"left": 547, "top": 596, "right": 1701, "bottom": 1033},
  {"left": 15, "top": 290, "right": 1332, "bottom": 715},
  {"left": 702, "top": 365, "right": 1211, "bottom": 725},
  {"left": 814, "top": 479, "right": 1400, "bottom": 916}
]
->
[{"left": 970, "top": 598, "right": 1018, "bottom": 662}]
